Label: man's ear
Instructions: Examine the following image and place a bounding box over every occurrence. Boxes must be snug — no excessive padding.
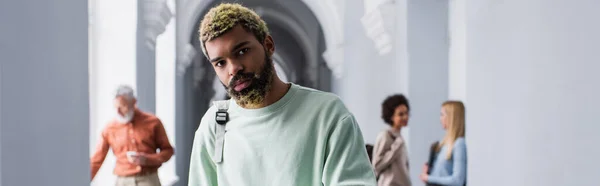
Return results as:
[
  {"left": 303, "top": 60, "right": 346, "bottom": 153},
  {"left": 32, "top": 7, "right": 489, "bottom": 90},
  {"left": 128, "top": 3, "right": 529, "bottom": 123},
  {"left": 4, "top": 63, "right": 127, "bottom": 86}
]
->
[{"left": 263, "top": 35, "right": 275, "bottom": 56}]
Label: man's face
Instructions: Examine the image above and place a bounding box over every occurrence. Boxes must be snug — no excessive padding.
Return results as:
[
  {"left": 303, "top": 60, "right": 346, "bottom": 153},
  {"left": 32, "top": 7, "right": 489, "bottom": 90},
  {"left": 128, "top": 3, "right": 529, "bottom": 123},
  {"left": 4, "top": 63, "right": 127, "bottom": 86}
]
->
[
  {"left": 114, "top": 96, "right": 135, "bottom": 116},
  {"left": 205, "top": 25, "right": 276, "bottom": 107}
]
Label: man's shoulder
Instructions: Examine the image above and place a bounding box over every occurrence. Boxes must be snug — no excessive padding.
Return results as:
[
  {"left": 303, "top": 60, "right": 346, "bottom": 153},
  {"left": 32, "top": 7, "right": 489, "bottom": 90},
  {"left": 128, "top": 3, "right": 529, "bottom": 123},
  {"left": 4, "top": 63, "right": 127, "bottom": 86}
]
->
[
  {"left": 293, "top": 85, "right": 353, "bottom": 123},
  {"left": 135, "top": 110, "right": 163, "bottom": 127},
  {"left": 102, "top": 121, "right": 118, "bottom": 131},
  {"left": 137, "top": 109, "right": 159, "bottom": 119},
  {"left": 197, "top": 100, "right": 227, "bottom": 131},
  {"left": 295, "top": 85, "right": 345, "bottom": 107},
  {"left": 202, "top": 100, "right": 228, "bottom": 116},
  {"left": 295, "top": 84, "right": 336, "bottom": 97}
]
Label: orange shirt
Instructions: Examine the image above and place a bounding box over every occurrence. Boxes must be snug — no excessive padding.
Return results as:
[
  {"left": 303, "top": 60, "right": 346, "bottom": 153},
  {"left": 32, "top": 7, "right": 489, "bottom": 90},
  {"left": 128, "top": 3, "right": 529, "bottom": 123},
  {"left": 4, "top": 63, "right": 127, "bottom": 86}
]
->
[{"left": 91, "top": 109, "right": 174, "bottom": 179}]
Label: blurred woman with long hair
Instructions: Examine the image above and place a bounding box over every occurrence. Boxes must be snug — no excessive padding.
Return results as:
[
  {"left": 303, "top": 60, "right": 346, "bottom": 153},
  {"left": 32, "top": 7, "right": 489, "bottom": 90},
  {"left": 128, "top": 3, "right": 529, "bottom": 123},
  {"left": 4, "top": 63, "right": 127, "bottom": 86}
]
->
[{"left": 420, "top": 101, "right": 467, "bottom": 186}]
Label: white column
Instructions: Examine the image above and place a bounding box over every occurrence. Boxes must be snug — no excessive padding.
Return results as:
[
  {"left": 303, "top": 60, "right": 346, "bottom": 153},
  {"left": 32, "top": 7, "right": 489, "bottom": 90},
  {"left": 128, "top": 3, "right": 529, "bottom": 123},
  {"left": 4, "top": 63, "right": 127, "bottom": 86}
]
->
[
  {"left": 406, "top": 1, "right": 449, "bottom": 185},
  {"left": 448, "top": 0, "right": 466, "bottom": 101},
  {"left": 458, "top": 0, "right": 600, "bottom": 185},
  {"left": 301, "top": 0, "right": 346, "bottom": 79},
  {"left": 0, "top": 0, "right": 89, "bottom": 185},
  {"left": 89, "top": 0, "right": 137, "bottom": 185},
  {"left": 332, "top": 0, "right": 407, "bottom": 146},
  {"left": 154, "top": 0, "right": 177, "bottom": 185}
]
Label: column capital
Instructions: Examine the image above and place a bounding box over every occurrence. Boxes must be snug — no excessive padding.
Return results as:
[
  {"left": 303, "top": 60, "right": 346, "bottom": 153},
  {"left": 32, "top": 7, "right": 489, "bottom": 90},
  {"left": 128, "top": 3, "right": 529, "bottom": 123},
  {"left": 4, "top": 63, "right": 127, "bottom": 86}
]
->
[
  {"left": 361, "top": 0, "right": 396, "bottom": 55},
  {"left": 322, "top": 44, "right": 345, "bottom": 79},
  {"left": 176, "top": 43, "right": 196, "bottom": 76},
  {"left": 141, "top": 0, "right": 174, "bottom": 49}
]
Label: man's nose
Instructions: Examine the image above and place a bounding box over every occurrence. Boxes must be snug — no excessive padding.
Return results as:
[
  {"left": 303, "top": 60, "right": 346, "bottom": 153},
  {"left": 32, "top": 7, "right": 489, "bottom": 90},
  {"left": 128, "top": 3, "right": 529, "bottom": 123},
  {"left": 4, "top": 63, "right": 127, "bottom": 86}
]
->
[{"left": 227, "top": 60, "right": 244, "bottom": 76}]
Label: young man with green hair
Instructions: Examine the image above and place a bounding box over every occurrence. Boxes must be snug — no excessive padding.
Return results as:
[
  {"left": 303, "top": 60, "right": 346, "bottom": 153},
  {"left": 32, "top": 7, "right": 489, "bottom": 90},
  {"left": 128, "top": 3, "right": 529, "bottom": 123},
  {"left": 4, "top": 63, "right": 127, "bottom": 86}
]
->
[{"left": 188, "top": 3, "right": 377, "bottom": 186}]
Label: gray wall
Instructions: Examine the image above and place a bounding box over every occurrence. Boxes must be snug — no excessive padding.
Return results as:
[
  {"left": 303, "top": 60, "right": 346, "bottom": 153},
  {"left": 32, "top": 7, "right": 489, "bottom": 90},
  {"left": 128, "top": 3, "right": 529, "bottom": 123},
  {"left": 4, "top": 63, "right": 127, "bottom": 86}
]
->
[
  {"left": 0, "top": 0, "right": 89, "bottom": 185},
  {"left": 406, "top": 0, "right": 449, "bottom": 185},
  {"left": 464, "top": 0, "right": 600, "bottom": 185},
  {"left": 0, "top": 45, "right": 2, "bottom": 185}
]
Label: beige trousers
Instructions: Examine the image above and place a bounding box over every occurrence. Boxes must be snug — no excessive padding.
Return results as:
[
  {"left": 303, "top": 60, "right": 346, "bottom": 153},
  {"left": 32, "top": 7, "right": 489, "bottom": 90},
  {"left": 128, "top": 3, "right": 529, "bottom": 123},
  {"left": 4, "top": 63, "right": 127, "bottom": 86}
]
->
[{"left": 115, "top": 172, "right": 161, "bottom": 186}]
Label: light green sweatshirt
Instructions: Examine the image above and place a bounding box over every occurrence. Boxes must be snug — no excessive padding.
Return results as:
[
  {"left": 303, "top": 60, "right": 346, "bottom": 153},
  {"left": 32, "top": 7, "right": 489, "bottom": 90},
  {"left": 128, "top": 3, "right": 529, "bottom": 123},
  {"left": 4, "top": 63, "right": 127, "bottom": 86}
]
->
[{"left": 188, "top": 83, "right": 377, "bottom": 186}]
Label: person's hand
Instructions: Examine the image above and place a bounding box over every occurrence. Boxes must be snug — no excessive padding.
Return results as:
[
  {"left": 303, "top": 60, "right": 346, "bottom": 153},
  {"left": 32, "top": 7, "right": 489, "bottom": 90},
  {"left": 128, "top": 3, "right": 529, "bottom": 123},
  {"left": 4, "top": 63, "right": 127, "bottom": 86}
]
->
[
  {"left": 128, "top": 152, "right": 148, "bottom": 165},
  {"left": 394, "top": 136, "right": 404, "bottom": 143},
  {"left": 422, "top": 164, "right": 429, "bottom": 174},
  {"left": 420, "top": 173, "right": 429, "bottom": 183}
]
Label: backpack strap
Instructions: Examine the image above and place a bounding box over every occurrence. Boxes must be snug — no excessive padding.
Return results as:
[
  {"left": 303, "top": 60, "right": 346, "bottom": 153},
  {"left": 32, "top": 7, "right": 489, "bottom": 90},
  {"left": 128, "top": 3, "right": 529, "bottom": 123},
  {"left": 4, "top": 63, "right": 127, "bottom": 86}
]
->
[{"left": 213, "top": 100, "right": 229, "bottom": 163}]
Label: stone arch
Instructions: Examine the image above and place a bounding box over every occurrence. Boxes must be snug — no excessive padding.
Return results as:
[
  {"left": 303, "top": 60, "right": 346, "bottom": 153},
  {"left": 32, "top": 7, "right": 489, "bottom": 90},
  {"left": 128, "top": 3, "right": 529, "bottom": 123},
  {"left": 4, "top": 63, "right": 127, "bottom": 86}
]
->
[{"left": 177, "top": 0, "right": 346, "bottom": 78}]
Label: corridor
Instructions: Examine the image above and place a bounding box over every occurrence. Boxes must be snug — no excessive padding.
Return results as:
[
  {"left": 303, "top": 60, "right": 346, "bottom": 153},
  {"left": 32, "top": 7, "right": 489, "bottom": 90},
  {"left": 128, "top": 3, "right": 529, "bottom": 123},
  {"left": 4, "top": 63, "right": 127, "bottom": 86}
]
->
[{"left": 1, "top": 0, "right": 599, "bottom": 186}]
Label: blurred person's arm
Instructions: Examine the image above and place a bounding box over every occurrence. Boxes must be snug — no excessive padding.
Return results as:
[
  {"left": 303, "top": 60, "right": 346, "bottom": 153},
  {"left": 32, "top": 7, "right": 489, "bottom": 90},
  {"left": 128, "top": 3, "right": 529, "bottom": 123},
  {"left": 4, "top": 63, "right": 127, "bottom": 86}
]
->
[
  {"left": 426, "top": 138, "right": 467, "bottom": 185},
  {"left": 144, "top": 120, "right": 174, "bottom": 165},
  {"left": 372, "top": 131, "right": 404, "bottom": 174},
  {"left": 90, "top": 129, "right": 110, "bottom": 180}
]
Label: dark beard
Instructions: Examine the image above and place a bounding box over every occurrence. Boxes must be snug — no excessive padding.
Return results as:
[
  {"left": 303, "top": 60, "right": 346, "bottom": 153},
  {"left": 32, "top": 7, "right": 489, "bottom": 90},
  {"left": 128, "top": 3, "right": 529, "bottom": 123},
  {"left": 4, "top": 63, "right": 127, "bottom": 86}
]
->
[{"left": 222, "top": 53, "right": 274, "bottom": 107}]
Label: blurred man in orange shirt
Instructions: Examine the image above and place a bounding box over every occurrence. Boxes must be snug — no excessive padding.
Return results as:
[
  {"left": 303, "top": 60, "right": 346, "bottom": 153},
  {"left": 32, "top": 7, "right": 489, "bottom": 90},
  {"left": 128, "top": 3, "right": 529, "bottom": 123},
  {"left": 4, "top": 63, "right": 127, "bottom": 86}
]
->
[{"left": 91, "top": 85, "right": 174, "bottom": 186}]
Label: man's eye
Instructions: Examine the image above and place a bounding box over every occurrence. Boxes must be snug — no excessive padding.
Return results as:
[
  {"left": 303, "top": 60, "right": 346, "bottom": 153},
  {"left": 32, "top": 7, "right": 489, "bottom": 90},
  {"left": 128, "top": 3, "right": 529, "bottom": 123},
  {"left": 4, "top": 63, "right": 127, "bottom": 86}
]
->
[
  {"left": 215, "top": 61, "right": 225, "bottom": 67},
  {"left": 238, "top": 48, "right": 249, "bottom": 56}
]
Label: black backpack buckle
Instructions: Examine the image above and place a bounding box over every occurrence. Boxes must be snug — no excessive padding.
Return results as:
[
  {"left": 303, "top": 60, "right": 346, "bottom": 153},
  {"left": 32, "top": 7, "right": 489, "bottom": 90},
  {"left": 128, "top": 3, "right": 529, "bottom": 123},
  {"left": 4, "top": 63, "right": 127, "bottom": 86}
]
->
[{"left": 215, "top": 110, "right": 229, "bottom": 125}]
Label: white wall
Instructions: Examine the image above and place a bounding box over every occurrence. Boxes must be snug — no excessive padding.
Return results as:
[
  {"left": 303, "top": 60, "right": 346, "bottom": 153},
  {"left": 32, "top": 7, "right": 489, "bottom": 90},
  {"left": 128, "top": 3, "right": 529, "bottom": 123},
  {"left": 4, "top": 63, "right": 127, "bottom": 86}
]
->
[
  {"left": 405, "top": 1, "right": 449, "bottom": 185},
  {"left": 448, "top": 0, "right": 466, "bottom": 101},
  {"left": 333, "top": 0, "right": 406, "bottom": 145},
  {"left": 459, "top": 0, "right": 600, "bottom": 185},
  {"left": 0, "top": 0, "right": 89, "bottom": 185},
  {"left": 155, "top": 0, "right": 178, "bottom": 184},
  {"left": 89, "top": 0, "right": 137, "bottom": 185}
]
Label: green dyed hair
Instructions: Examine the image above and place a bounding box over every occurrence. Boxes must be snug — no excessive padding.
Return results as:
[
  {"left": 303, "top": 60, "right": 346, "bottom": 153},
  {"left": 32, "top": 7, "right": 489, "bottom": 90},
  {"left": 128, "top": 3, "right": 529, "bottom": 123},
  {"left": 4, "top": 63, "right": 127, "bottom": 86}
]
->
[{"left": 199, "top": 3, "right": 270, "bottom": 59}]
